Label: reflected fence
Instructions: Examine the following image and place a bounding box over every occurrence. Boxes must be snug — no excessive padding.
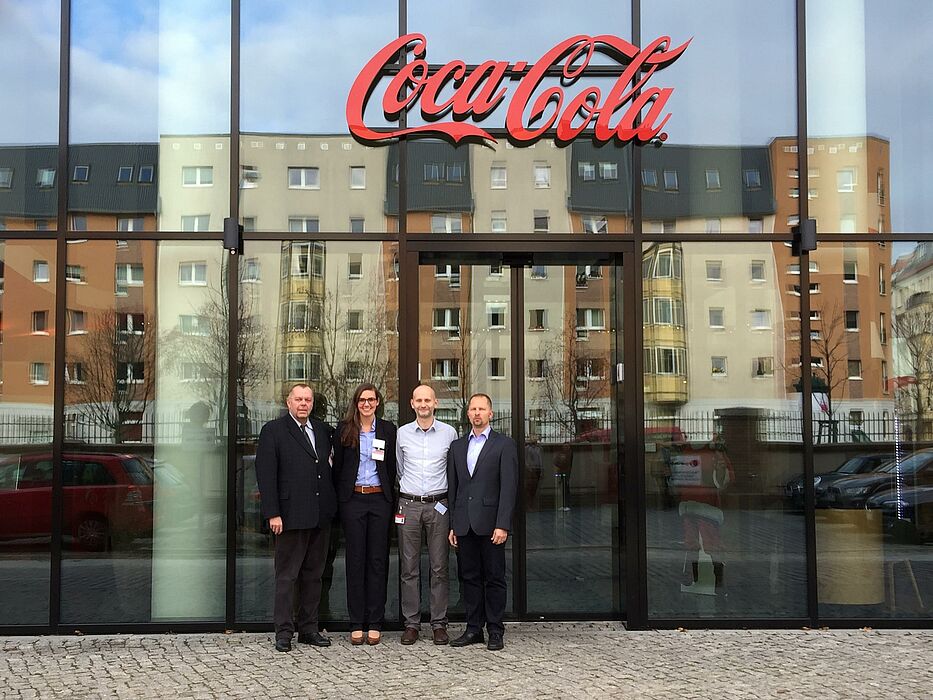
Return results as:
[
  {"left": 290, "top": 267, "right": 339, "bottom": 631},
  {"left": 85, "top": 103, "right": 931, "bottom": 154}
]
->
[{"left": 0, "top": 408, "right": 907, "bottom": 447}]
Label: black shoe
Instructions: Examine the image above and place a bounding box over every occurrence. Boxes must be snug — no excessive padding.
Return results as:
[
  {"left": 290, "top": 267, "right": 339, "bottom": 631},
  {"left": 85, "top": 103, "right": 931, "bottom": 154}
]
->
[
  {"left": 297, "top": 632, "right": 332, "bottom": 647},
  {"left": 487, "top": 632, "right": 504, "bottom": 651},
  {"left": 450, "top": 630, "right": 485, "bottom": 647},
  {"left": 275, "top": 637, "right": 292, "bottom": 652}
]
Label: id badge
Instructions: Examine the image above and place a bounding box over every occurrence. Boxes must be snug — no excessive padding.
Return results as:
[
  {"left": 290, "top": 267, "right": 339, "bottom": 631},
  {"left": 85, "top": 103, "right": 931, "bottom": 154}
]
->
[
  {"left": 372, "top": 438, "right": 386, "bottom": 461},
  {"left": 394, "top": 506, "right": 405, "bottom": 525},
  {"left": 434, "top": 501, "right": 448, "bottom": 515}
]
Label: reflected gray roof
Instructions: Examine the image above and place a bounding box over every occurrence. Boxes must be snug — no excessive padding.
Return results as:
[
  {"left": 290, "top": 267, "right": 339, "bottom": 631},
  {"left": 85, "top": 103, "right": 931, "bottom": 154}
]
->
[
  {"left": 0, "top": 144, "right": 158, "bottom": 219},
  {"left": 385, "top": 141, "right": 472, "bottom": 215},
  {"left": 569, "top": 143, "right": 776, "bottom": 218}
]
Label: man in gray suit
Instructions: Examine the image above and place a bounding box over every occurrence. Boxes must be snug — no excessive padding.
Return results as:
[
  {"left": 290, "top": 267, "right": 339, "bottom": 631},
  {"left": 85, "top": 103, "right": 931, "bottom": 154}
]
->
[
  {"left": 447, "top": 393, "right": 518, "bottom": 651},
  {"left": 256, "top": 384, "right": 336, "bottom": 652}
]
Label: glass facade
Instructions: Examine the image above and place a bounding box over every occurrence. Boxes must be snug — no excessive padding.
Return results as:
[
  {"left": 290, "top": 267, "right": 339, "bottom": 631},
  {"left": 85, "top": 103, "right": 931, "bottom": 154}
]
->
[{"left": 1, "top": 1, "right": 931, "bottom": 630}]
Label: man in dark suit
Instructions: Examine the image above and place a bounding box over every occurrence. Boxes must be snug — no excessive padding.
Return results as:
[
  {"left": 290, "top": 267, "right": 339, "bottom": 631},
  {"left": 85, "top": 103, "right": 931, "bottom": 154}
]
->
[
  {"left": 447, "top": 393, "right": 518, "bottom": 651},
  {"left": 256, "top": 383, "right": 336, "bottom": 652}
]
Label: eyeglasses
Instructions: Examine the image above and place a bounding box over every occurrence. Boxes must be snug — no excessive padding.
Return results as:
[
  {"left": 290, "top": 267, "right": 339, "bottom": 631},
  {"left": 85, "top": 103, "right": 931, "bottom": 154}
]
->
[{"left": 358, "top": 397, "right": 378, "bottom": 404}]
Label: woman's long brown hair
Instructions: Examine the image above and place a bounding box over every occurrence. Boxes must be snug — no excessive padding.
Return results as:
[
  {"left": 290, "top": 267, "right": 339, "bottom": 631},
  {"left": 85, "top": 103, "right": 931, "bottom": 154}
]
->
[{"left": 339, "top": 382, "right": 382, "bottom": 448}]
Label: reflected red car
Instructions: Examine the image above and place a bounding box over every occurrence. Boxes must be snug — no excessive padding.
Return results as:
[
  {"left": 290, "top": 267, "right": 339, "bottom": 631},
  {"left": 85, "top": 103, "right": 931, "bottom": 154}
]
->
[{"left": 0, "top": 453, "right": 154, "bottom": 551}]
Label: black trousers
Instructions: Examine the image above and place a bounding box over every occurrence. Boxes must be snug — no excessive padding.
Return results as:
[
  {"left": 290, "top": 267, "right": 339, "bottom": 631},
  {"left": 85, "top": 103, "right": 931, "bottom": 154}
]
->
[
  {"left": 339, "top": 493, "right": 393, "bottom": 630},
  {"left": 273, "top": 525, "right": 330, "bottom": 640},
  {"left": 457, "top": 528, "right": 507, "bottom": 636}
]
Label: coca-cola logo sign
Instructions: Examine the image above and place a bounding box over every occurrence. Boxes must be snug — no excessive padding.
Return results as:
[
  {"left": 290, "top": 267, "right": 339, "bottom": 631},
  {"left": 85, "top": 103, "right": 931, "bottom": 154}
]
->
[{"left": 347, "top": 33, "right": 690, "bottom": 146}]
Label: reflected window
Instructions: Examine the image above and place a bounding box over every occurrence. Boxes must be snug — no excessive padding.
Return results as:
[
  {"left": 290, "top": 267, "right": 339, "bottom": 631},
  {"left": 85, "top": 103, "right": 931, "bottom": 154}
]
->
[
  {"left": 705, "top": 169, "right": 721, "bottom": 190},
  {"left": 599, "top": 162, "right": 618, "bottom": 180},
  {"left": 750, "top": 260, "right": 766, "bottom": 282},
  {"left": 424, "top": 163, "right": 441, "bottom": 183},
  {"left": 33, "top": 260, "right": 50, "bottom": 283},
  {"left": 487, "top": 304, "right": 507, "bottom": 329},
  {"left": 348, "top": 216, "right": 364, "bottom": 233},
  {"left": 752, "top": 356, "right": 774, "bottom": 377},
  {"left": 750, "top": 309, "right": 771, "bottom": 329},
  {"left": 286, "top": 352, "right": 308, "bottom": 381},
  {"left": 749, "top": 218, "right": 764, "bottom": 233},
  {"left": 533, "top": 210, "right": 549, "bottom": 233},
  {"left": 534, "top": 163, "right": 551, "bottom": 188},
  {"left": 528, "top": 309, "right": 546, "bottom": 331},
  {"left": 431, "top": 214, "right": 462, "bottom": 234},
  {"left": 530, "top": 265, "right": 547, "bottom": 280},
  {"left": 240, "top": 165, "right": 259, "bottom": 189},
  {"left": 490, "top": 358, "right": 506, "bottom": 379},
  {"left": 71, "top": 216, "right": 87, "bottom": 231},
  {"left": 32, "top": 310, "right": 49, "bottom": 334},
  {"left": 348, "top": 254, "right": 363, "bottom": 280},
  {"left": 579, "top": 162, "right": 596, "bottom": 181},
  {"left": 709, "top": 308, "right": 725, "bottom": 328},
  {"left": 115, "top": 263, "right": 144, "bottom": 293},
  {"left": 576, "top": 308, "right": 605, "bottom": 331},
  {"left": 642, "top": 169, "right": 658, "bottom": 189},
  {"left": 117, "top": 361, "right": 145, "bottom": 385},
  {"left": 706, "top": 219, "right": 722, "bottom": 234},
  {"left": 73, "top": 165, "right": 89, "bottom": 183},
  {"left": 527, "top": 359, "right": 546, "bottom": 380},
  {"left": 743, "top": 169, "right": 761, "bottom": 189},
  {"left": 67, "top": 309, "right": 86, "bottom": 335},
  {"left": 844, "top": 260, "right": 857, "bottom": 282},
  {"left": 180, "top": 315, "right": 209, "bottom": 336},
  {"left": 117, "top": 166, "right": 134, "bottom": 183},
  {"left": 431, "top": 359, "right": 459, "bottom": 384},
  {"left": 182, "top": 166, "right": 213, "bottom": 187},
  {"left": 30, "top": 362, "right": 50, "bottom": 385},
  {"left": 37, "top": 168, "right": 56, "bottom": 188},
  {"left": 491, "top": 211, "right": 507, "bottom": 233},
  {"left": 117, "top": 217, "right": 145, "bottom": 232},
  {"left": 287, "top": 167, "right": 318, "bottom": 189},
  {"left": 0, "top": 167, "right": 12, "bottom": 188},
  {"left": 446, "top": 163, "right": 464, "bottom": 183},
  {"left": 845, "top": 310, "right": 859, "bottom": 331},
  {"left": 706, "top": 260, "right": 723, "bottom": 281},
  {"left": 65, "top": 362, "right": 86, "bottom": 384},
  {"left": 138, "top": 166, "right": 154, "bottom": 184},
  {"left": 583, "top": 216, "right": 608, "bottom": 234},
  {"left": 848, "top": 360, "right": 862, "bottom": 379},
  {"left": 879, "top": 313, "right": 887, "bottom": 345},
  {"left": 178, "top": 261, "right": 208, "bottom": 286},
  {"left": 836, "top": 169, "right": 856, "bottom": 192},
  {"left": 288, "top": 217, "right": 319, "bottom": 234},
  {"left": 433, "top": 308, "right": 460, "bottom": 337},
  {"left": 65, "top": 264, "right": 85, "bottom": 283},
  {"left": 663, "top": 170, "right": 679, "bottom": 191},
  {"left": 181, "top": 215, "right": 210, "bottom": 232},
  {"left": 711, "top": 356, "right": 727, "bottom": 376},
  {"left": 350, "top": 166, "right": 366, "bottom": 189},
  {"left": 655, "top": 347, "right": 686, "bottom": 374},
  {"left": 347, "top": 310, "right": 363, "bottom": 332},
  {"left": 490, "top": 163, "right": 507, "bottom": 189}
]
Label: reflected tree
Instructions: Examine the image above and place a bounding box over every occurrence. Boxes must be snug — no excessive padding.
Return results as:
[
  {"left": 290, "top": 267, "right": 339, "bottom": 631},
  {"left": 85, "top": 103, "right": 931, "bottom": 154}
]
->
[{"left": 892, "top": 301, "right": 933, "bottom": 438}]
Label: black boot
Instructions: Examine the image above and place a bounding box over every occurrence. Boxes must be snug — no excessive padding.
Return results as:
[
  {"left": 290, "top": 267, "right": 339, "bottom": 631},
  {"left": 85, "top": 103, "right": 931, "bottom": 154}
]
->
[{"left": 713, "top": 562, "right": 724, "bottom": 589}]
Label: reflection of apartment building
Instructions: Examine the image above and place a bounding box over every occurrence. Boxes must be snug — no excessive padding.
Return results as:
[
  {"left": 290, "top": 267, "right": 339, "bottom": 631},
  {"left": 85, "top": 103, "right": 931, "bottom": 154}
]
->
[
  {"left": 771, "top": 136, "right": 893, "bottom": 420},
  {"left": 891, "top": 243, "right": 933, "bottom": 430},
  {"left": 0, "top": 146, "right": 59, "bottom": 231}
]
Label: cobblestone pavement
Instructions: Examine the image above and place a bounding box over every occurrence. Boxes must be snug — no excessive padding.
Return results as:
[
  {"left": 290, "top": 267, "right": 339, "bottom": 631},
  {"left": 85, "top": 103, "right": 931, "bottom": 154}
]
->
[{"left": 2, "top": 624, "right": 931, "bottom": 699}]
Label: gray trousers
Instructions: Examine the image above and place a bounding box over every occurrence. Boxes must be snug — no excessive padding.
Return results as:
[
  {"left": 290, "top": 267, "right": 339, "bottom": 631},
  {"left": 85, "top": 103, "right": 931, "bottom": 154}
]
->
[{"left": 398, "top": 498, "right": 449, "bottom": 629}]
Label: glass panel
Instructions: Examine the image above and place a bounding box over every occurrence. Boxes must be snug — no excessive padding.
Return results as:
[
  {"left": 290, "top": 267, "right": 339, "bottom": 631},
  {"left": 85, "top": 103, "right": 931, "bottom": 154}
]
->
[
  {"left": 644, "top": 242, "right": 806, "bottom": 618},
  {"left": 408, "top": 0, "right": 630, "bottom": 64},
  {"left": 419, "top": 261, "right": 512, "bottom": 614},
  {"left": 815, "top": 241, "right": 929, "bottom": 619},
  {"left": 807, "top": 3, "right": 933, "bottom": 234},
  {"left": 61, "top": 241, "right": 227, "bottom": 623},
  {"left": 642, "top": 1, "right": 796, "bottom": 234},
  {"left": 236, "top": 240, "right": 399, "bottom": 623},
  {"left": 0, "top": 2, "right": 60, "bottom": 231},
  {"left": 524, "top": 263, "right": 622, "bottom": 614},
  {"left": 69, "top": 1, "right": 231, "bottom": 232},
  {"left": 0, "top": 240, "right": 57, "bottom": 624}
]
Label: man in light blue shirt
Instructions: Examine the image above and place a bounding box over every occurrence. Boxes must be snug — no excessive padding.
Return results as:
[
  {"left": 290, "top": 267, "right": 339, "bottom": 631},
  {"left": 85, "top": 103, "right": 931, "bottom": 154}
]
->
[{"left": 396, "top": 384, "right": 458, "bottom": 645}]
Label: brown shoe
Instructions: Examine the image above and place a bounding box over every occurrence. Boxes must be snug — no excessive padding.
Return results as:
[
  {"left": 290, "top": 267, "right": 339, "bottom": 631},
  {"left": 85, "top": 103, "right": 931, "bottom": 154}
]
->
[
  {"left": 350, "top": 631, "right": 365, "bottom": 646},
  {"left": 432, "top": 628, "right": 449, "bottom": 645},
  {"left": 366, "top": 631, "right": 381, "bottom": 645},
  {"left": 401, "top": 627, "right": 419, "bottom": 645}
]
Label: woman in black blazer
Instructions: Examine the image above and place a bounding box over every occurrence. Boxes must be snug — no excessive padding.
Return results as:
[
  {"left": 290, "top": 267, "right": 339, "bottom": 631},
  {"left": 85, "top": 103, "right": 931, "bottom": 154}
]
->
[{"left": 332, "top": 382, "right": 397, "bottom": 645}]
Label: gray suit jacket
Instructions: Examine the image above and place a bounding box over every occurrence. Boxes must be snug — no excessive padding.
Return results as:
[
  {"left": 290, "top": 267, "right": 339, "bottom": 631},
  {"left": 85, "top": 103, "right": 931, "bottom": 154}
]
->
[{"left": 447, "top": 429, "right": 519, "bottom": 536}]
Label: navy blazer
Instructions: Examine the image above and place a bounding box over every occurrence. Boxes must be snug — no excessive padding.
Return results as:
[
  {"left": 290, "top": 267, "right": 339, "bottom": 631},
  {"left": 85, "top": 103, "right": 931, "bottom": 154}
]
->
[
  {"left": 255, "top": 414, "right": 336, "bottom": 531},
  {"left": 332, "top": 418, "right": 397, "bottom": 504},
  {"left": 447, "top": 429, "right": 519, "bottom": 537}
]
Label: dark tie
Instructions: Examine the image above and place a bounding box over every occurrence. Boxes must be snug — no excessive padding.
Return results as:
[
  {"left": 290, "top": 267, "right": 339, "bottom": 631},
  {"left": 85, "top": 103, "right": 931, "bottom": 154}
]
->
[{"left": 302, "top": 424, "right": 318, "bottom": 461}]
